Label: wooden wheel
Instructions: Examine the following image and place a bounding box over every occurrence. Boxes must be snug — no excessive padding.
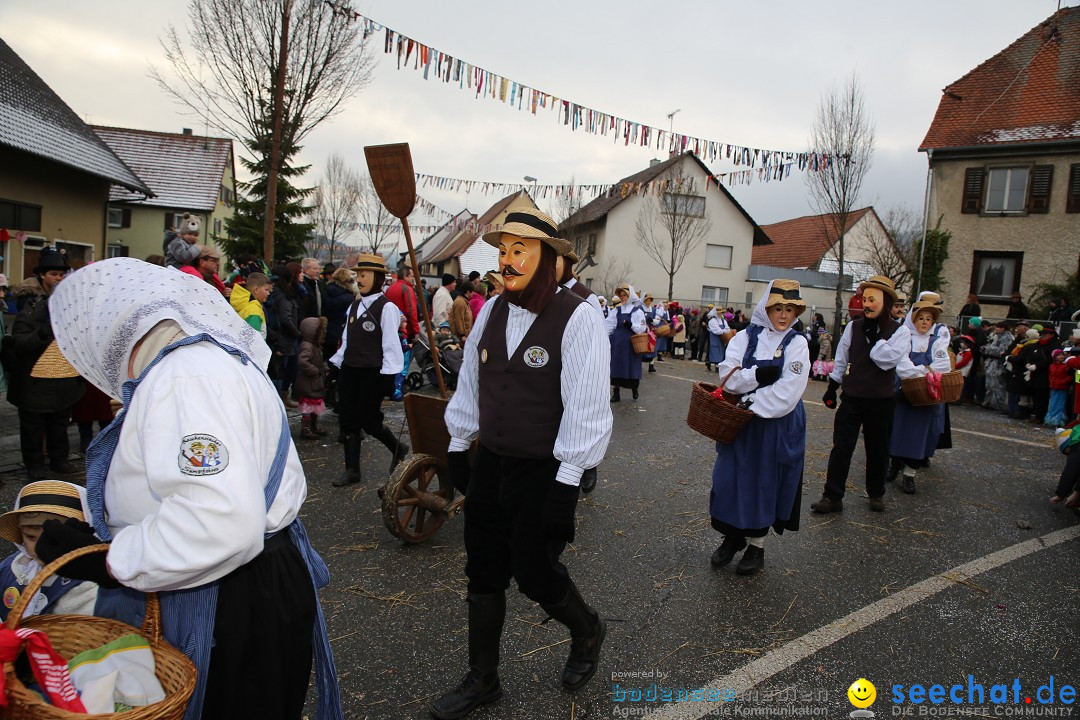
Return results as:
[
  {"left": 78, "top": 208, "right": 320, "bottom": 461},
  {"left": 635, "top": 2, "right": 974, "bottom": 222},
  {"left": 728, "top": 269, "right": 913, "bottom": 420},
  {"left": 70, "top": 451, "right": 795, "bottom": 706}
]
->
[{"left": 381, "top": 453, "right": 455, "bottom": 543}]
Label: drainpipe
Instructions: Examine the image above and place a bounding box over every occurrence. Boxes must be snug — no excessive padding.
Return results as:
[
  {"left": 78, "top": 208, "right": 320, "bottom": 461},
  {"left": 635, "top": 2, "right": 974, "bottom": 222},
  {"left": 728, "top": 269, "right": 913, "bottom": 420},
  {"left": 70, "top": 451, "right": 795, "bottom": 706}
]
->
[{"left": 916, "top": 149, "right": 934, "bottom": 297}]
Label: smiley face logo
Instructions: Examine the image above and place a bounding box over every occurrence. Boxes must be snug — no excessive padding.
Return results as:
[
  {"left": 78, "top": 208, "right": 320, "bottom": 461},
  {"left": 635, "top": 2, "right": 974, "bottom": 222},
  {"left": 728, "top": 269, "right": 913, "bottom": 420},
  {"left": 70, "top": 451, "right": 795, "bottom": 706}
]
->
[{"left": 848, "top": 678, "right": 876, "bottom": 708}]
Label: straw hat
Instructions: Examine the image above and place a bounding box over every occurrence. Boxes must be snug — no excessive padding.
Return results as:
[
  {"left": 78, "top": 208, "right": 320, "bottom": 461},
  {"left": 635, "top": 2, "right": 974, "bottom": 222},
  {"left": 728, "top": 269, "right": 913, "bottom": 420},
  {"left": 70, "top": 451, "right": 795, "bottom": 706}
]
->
[
  {"left": 614, "top": 283, "right": 630, "bottom": 295},
  {"left": 483, "top": 208, "right": 573, "bottom": 255},
  {"left": 857, "top": 275, "right": 898, "bottom": 301},
  {"left": 354, "top": 253, "right": 389, "bottom": 273},
  {"left": 484, "top": 270, "right": 504, "bottom": 288},
  {"left": 0, "top": 481, "right": 86, "bottom": 544},
  {"left": 564, "top": 251, "right": 580, "bottom": 264},
  {"left": 909, "top": 297, "right": 943, "bottom": 321},
  {"left": 764, "top": 279, "right": 807, "bottom": 314},
  {"left": 30, "top": 341, "right": 80, "bottom": 379},
  {"left": 643, "top": 292, "right": 654, "bottom": 302}
]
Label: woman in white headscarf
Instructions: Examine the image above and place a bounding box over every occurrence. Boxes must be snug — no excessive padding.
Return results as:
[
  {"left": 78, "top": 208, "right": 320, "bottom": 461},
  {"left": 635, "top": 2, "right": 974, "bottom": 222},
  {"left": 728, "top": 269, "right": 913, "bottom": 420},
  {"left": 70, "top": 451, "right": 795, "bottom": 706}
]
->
[
  {"left": 705, "top": 306, "right": 730, "bottom": 372},
  {"left": 37, "top": 258, "right": 341, "bottom": 720},
  {"left": 708, "top": 280, "right": 810, "bottom": 577},
  {"left": 604, "top": 283, "right": 647, "bottom": 402}
]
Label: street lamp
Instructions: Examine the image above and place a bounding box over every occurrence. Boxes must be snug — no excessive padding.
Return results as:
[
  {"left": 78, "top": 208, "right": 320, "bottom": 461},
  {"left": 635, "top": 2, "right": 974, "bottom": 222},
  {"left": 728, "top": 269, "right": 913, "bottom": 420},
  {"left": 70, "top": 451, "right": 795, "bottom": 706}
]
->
[{"left": 523, "top": 176, "right": 537, "bottom": 197}]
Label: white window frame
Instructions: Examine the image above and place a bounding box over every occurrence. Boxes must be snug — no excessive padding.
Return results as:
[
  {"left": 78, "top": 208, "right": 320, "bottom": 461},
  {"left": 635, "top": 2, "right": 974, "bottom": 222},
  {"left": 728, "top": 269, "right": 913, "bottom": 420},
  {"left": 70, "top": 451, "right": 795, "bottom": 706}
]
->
[
  {"left": 701, "top": 285, "right": 728, "bottom": 306},
  {"left": 984, "top": 167, "right": 1028, "bottom": 213},
  {"left": 705, "top": 243, "right": 733, "bottom": 269},
  {"left": 107, "top": 208, "right": 124, "bottom": 228},
  {"left": 662, "top": 193, "right": 706, "bottom": 218}
]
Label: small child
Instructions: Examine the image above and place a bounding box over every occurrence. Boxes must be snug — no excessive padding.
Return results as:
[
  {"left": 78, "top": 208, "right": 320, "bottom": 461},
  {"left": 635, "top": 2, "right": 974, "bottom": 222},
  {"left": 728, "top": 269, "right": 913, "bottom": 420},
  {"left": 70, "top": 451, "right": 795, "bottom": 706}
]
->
[
  {"left": 296, "top": 316, "right": 329, "bottom": 439},
  {"left": 0, "top": 481, "right": 98, "bottom": 621},
  {"left": 163, "top": 213, "right": 202, "bottom": 270},
  {"left": 436, "top": 321, "right": 461, "bottom": 353},
  {"left": 956, "top": 335, "right": 975, "bottom": 404},
  {"left": 1045, "top": 349, "right": 1073, "bottom": 426},
  {"left": 393, "top": 316, "right": 411, "bottom": 402},
  {"left": 229, "top": 272, "right": 273, "bottom": 339}
]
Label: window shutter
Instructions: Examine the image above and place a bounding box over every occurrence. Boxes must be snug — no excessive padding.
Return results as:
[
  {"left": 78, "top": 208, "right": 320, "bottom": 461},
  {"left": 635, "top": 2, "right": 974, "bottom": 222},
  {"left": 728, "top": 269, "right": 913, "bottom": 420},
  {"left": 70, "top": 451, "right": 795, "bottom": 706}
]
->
[
  {"left": 1067, "top": 164, "right": 1080, "bottom": 214},
  {"left": 164, "top": 214, "right": 172, "bottom": 231},
  {"left": 120, "top": 245, "right": 130, "bottom": 257},
  {"left": 1026, "top": 165, "right": 1053, "bottom": 213},
  {"left": 962, "top": 168, "right": 984, "bottom": 213},
  {"left": 121, "top": 209, "right": 132, "bottom": 228}
]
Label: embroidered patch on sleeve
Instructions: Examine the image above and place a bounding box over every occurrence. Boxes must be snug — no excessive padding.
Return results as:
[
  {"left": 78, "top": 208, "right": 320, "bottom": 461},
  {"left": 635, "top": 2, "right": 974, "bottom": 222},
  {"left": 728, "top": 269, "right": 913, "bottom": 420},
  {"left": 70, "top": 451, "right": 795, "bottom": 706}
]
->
[
  {"left": 935, "top": 350, "right": 947, "bottom": 359},
  {"left": 178, "top": 433, "right": 229, "bottom": 476},
  {"left": 789, "top": 361, "right": 804, "bottom": 374}
]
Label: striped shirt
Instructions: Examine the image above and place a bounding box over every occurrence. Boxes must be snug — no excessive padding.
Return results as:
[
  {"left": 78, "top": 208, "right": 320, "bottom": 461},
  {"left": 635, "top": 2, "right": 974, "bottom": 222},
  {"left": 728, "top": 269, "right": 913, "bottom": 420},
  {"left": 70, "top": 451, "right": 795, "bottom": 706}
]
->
[{"left": 446, "top": 289, "right": 613, "bottom": 487}]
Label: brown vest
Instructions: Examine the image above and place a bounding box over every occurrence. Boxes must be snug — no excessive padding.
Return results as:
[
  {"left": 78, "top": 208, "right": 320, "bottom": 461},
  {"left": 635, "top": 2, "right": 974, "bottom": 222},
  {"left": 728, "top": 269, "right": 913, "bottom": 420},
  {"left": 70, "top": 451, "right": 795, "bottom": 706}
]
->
[
  {"left": 477, "top": 291, "right": 583, "bottom": 458},
  {"left": 841, "top": 317, "right": 899, "bottom": 399},
  {"left": 568, "top": 281, "right": 593, "bottom": 301},
  {"left": 343, "top": 295, "right": 387, "bottom": 369}
]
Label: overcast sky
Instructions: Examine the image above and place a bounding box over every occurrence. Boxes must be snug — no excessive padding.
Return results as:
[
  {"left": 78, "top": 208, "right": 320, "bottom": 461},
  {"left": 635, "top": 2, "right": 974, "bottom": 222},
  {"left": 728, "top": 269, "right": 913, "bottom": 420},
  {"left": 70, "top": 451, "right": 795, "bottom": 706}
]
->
[{"left": 3, "top": 0, "right": 1074, "bottom": 230}]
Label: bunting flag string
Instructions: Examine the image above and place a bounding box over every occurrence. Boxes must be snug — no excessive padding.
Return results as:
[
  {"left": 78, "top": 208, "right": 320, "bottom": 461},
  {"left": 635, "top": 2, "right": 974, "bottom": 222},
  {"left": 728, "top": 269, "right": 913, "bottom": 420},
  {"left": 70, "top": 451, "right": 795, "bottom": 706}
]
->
[{"left": 324, "top": 1, "right": 831, "bottom": 174}]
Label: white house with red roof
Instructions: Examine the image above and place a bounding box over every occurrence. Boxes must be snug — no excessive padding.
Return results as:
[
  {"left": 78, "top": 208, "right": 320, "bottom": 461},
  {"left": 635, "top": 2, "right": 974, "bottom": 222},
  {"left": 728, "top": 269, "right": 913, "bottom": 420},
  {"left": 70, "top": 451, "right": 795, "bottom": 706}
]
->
[
  {"left": 919, "top": 5, "right": 1080, "bottom": 317},
  {"left": 93, "top": 126, "right": 237, "bottom": 262}
]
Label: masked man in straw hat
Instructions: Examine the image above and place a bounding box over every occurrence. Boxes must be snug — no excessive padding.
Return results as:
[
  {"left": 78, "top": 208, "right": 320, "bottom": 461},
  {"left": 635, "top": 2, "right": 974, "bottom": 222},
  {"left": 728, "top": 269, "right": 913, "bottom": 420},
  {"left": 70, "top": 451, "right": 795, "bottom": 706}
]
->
[
  {"left": 811, "top": 275, "right": 909, "bottom": 514},
  {"left": 329, "top": 253, "right": 408, "bottom": 487},
  {"left": 433, "top": 208, "right": 613, "bottom": 719},
  {"left": 9, "top": 247, "right": 84, "bottom": 480}
]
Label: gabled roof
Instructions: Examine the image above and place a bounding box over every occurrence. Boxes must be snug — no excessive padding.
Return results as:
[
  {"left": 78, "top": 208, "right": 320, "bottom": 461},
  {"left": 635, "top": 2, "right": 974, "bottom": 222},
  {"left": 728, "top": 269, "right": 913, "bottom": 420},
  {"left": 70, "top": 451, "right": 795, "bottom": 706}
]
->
[
  {"left": 562, "top": 152, "right": 771, "bottom": 245},
  {"left": 0, "top": 39, "right": 149, "bottom": 193},
  {"left": 752, "top": 207, "right": 873, "bottom": 269},
  {"left": 93, "top": 126, "right": 233, "bottom": 211},
  {"left": 920, "top": 6, "right": 1080, "bottom": 150},
  {"left": 425, "top": 191, "right": 527, "bottom": 264},
  {"left": 416, "top": 209, "right": 474, "bottom": 263}
]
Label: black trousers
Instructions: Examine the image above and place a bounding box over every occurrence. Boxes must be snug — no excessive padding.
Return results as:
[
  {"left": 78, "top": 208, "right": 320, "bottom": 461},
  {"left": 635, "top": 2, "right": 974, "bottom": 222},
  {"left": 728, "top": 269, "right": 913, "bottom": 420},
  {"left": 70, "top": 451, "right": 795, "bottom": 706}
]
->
[
  {"left": 1054, "top": 450, "right": 1080, "bottom": 499},
  {"left": 202, "top": 532, "right": 316, "bottom": 720},
  {"left": 337, "top": 365, "right": 386, "bottom": 435},
  {"left": 824, "top": 395, "right": 895, "bottom": 501},
  {"left": 18, "top": 407, "right": 71, "bottom": 470},
  {"left": 463, "top": 445, "right": 571, "bottom": 606}
]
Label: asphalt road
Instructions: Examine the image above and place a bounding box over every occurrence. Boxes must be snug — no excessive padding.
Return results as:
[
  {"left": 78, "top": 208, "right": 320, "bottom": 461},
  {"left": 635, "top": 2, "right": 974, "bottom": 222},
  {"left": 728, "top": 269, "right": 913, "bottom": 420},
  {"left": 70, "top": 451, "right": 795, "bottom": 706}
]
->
[{"left": 1, "top": 357, "right": 1076, "bottom": 719}]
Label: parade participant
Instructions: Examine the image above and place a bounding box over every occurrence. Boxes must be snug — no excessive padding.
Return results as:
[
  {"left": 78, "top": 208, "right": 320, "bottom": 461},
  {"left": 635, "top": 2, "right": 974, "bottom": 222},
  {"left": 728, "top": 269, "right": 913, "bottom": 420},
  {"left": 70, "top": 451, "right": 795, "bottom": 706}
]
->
[
  {"left": 705, "top": 305, "right": 730, "bottom": 372},
  {"left": 37, "top": 257, "right": 341, "bottom": 720},
  {"left": 433, "top": 208, "right": 612, "bottom": 720},
  {"left": 605, "top": 283, "right": 647, "bottom": 402},
  {"left": 709, "top": 280, "right": 810, "bottom": 576},
  {"left": 328, "top": 253, "right": 408, "bottom": 487},
  {"left": 0, "top": 481, "right": 98, "bottom": 621},
  {"left": 982, "top": 321, "right": 1015, "bottom": 411},
  {"left": 811, "top": 276, "right": 909, "bottom": 514},
  {"left": 483, "top": 271, "right": 504, "bottom": 297},
  {"left": 885, "top": 297, "right": 951, "bottom": 494},
  {"left": 557, "top": 251, "right": 603, "bottom": 314},
  {"left": 891, "top": 295, "right": 907, "bottom": 321},
  {"left": 642, "top": 293, "right": 662, "bottom": 372}
]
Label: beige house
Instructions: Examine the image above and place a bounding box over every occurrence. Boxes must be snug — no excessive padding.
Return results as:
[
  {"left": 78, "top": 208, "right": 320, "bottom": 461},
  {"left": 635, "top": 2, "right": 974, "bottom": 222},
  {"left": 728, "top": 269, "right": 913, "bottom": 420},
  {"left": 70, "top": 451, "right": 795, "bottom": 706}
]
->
[
  {"left": 563, "top": 152, "right": 770, "bottom": 307},
  {"left": 93, "top": 127, "right": 236, "bottom": 261},
  {"left": 0, "top": 39, "right": 150, "bottom": 281},
  {"left": 919, "top": 6, "right": 1080, "bottom": 318},
  {"left": 750, "top": 207, "right": 899, "bottom": 326}
]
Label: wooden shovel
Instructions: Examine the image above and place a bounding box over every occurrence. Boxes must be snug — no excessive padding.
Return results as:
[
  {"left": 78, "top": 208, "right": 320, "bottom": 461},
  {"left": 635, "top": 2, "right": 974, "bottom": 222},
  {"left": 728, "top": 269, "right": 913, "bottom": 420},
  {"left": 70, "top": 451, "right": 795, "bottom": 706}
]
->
[{"left": 364, "top": 143, "right": 447, "bottom": 399}]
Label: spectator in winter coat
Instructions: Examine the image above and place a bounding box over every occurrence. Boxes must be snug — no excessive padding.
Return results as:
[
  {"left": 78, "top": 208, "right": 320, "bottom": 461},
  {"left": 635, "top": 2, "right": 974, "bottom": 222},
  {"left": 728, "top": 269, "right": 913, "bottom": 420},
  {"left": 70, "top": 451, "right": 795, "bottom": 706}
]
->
[
  {"left": 450, "top": 280, "right": 475, "bottom": 341},
  {"left": 384, "top": 266, "right": 420, "bottom": 340},
  {"left": 432, "top": 273, "right": 456, "bottom": 328},
  {"left": 269, "top": 264, "right": 302, "bottom": 408},
  {"left": 163, "top": 213, "right": 202, "bottom": 270},
  {"left": 1006, "top": 292, "right": 1029, "bottom": 320},
  {"left": 178, "top": 245, "right": 229, "bottom": 297},
  {"left": 298, "top": 258, "right": 324, "bottom": 321}
]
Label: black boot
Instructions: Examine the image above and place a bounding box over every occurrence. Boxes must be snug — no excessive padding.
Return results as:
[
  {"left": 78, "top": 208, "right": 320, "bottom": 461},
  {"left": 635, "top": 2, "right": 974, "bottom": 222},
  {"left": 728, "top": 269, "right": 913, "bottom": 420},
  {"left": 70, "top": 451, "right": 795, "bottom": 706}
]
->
[
  {"left": 372, "top": 424, "right": 410, "bottom": 471},
  {"left": 886, "top": 458, "right": 901, "bottom": 483},
  {"left": 611, "top": 387, "right": 620, "bottom": 403},
  {"left": 580, "top": 467, "right": 598, "bottom": 495},
  {"left": 736, "top": 545, "right": 765, "bottom": 576},
  {"left": 710, "top": 534, "right": 747, "bottom": 567},
  {"left": 332, "top": 434, "right": 362, "bottom": 486},
  {"left": 540, "top": 582, "right": 605, "bottom": 692},
  {"left": 648, "top": 363, "right": 656, "bottom": 373},
  {"left": 430, "top": 592, "right": 505, "bottom": 720},
  {"left": 632, "top": 387, "right": 639, "bottom": 400}
]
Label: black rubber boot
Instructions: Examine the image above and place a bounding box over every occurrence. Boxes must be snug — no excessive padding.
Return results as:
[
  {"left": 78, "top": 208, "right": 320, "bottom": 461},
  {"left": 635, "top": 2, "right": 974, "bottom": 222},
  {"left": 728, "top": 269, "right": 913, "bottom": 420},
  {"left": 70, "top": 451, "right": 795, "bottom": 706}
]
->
[
  {"left": 632, "top": 387, "right": 640, "bottom": 400},
  {"left": 372, "top": 424, "right": 410, "bottom": 471},
  {"left": 611, "top": 387, "right": 620, "bottom": 403},
  {"left": 710, "top": 534, "right": 747, "bottom": 567},
  {"left": 540, "top": 582, "right": 606, "bottom": 692},
  {"left": 886, "top": 458, "right": 901, "bottom": 483},
  {"left": 332, "top": 434, "right": 362, "bottom": 486},
  {"left": 736, "top": 545, "right": 765, "bottom": 576},
  {"left": 580, "top": 467, "right": 598, "bottom": 495},
  {"left": 430, "top": 593, "right": 505, "bottom": 720}
]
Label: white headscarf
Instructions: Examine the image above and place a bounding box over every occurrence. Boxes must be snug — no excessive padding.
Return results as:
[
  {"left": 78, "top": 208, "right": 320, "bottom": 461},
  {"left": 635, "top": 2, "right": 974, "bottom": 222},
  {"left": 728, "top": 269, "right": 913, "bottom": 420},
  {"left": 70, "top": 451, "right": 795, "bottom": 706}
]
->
[
  {"left": 49, "top": 258, "right": 272, "bottom": 400},
  {"left": 750, "top": 280, "right": 786, "bottom": 333}
]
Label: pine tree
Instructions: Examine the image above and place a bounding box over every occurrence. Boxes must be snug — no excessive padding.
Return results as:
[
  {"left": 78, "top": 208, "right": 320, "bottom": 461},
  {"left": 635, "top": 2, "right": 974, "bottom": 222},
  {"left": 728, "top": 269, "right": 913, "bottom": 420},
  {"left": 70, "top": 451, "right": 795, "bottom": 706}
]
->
[{"left": 224, "top": 115, "right": 313, "bottom": 262}]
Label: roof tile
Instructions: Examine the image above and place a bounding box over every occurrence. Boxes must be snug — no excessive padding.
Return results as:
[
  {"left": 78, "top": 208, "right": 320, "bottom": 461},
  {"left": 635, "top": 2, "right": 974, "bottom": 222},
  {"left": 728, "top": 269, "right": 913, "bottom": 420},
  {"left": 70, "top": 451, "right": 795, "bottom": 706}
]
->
[{"left": 752, "top": 208, "right": 871, "bottom": 268}]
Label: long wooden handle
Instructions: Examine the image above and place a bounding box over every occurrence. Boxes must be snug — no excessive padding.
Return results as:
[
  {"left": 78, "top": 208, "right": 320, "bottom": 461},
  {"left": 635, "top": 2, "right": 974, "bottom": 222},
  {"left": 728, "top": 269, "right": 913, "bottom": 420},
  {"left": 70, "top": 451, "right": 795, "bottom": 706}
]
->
[{"left": 400, "top": 222, "right": 447, "bottom": 399}]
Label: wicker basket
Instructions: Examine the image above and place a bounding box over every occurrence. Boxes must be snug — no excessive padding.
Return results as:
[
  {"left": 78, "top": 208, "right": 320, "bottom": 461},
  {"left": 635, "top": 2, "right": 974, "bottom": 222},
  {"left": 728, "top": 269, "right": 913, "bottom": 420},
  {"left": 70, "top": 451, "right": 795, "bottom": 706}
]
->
[
  {"left": 686, "top": 368, "right": 755, "bottom": 443},
  {"left": 630, "top": 333, "right": 652, "bottom": 354},
  {"left": 901, "top": 370, "right": 964, "bottom": 406},
  {"left": 2, "top": 545, "right": 196, "bottom": 720},
  {"left": 720, "top": 329, "right": 737, "bottom": 345},
  {"left": 653, "top": 322, "right": 672, "bottom": 338}
]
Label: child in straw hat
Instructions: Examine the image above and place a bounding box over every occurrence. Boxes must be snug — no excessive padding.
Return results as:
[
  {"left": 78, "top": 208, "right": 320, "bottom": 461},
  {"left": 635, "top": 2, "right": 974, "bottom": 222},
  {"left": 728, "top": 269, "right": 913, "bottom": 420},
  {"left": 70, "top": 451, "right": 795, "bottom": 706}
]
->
[{"left": 0, "top": 481, "right": 98, "bottom": 621}]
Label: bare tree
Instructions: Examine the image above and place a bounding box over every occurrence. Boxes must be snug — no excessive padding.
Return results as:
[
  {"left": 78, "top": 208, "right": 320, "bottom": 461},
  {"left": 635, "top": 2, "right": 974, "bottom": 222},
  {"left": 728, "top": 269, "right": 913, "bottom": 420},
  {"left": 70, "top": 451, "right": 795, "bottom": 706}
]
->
[
  {"left": 806, "top": 73, "right": 876, "bottom": 339},
  {"left": 591, "top": 257, "right": 634, "bottom": 300},
  {"left": 355, "top": 175, "right": 398, "bottom": 255},
  {"left": 308, "top": 152, "right": 360, "bottom": 262},
  {"left": 152, "top": 0, "right": 374, "bottom": 259},
  {"left": 634, "top": 165, "right": 712, "bottom": 302},
  {"left": 874, "top": 205, "right": 920, "bottom": 295}
]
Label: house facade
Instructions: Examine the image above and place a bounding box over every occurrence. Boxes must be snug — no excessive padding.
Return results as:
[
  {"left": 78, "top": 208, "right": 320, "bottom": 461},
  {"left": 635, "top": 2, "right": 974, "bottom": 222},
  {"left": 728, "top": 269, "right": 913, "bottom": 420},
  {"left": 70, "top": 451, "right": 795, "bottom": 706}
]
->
[
  {"left": 564, "top": 152, "right": 770, "bottom": 308},
  {"left": 93, "top": 127, "right": 236, "bottom": 261},
  {"left": 415, "top": 192, "right": 537, "bottom": 280},
  {"left": 0, "top": 39, "right": 150, "bottom": 281},
  {"left": 919, "top": 6, "right": 1080, "bottom": 317}
]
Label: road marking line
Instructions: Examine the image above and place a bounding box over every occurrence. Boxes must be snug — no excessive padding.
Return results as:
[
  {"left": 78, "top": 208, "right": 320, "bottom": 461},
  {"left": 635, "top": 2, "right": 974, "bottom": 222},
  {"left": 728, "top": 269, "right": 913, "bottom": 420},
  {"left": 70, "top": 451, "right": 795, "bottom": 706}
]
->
[
  {"left": 645, "top": 525, "right": 1080, "bottom": 719},
  {"left": 657, "top": 373, "right": 1051, "bottom": 448}
]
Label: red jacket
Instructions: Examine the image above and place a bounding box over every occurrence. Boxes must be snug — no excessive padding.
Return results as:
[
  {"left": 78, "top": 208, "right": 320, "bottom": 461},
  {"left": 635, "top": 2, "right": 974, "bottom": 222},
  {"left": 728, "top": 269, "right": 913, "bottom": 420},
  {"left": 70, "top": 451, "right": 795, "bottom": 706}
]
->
[{"left": 385, "top": 278, "right": 420, "bottom": 339}]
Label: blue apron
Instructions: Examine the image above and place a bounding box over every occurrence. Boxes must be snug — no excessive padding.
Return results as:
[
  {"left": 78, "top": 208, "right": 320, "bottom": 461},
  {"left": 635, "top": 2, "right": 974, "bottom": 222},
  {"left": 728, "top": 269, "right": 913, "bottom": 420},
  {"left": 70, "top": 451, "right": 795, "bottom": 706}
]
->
[
  {"left": 86, "top": 334, "right": 342, "bottom": 720},
  {"left": 710, "top": 325, "right": 803, "bottom": 533},
  {"left": 889, "top": 346, "right": 945, "bottom": 461},
  {"left": 641, "top": 308, "right": 657, "bottom": 362},
  {"left": 708, "top": 317, "right": 727, "bottom": 364},
  {"left": 610, "top": 307, "right": 643, "bottom": 381}
]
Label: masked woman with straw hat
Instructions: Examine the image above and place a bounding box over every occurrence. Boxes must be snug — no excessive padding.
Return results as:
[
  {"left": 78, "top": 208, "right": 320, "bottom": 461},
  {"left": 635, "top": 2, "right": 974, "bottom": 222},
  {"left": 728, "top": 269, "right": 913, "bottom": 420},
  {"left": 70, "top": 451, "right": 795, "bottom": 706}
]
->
[
  {"left": 708, "top": 280, "right": 810, "bottom": 576},
  {"left": 886, "top": 295, "right": 952, "bottom": 494},
  {"left": 605, "top": 283, "right": 647, "bottom": 402}
]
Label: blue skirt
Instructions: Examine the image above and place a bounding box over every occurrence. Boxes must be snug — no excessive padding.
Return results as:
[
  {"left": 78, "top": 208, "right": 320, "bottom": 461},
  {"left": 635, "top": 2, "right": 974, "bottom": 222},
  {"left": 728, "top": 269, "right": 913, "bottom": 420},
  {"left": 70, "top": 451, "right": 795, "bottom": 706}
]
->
[
  {"left": 890, "top": 401, "right": 944, "bottom": 461},
  {"left": 610, "top": 325, "right": 642, "bottom": 382},
  {"left": 708, "top": 333, "right": 725, "bottom": 364},
  {"left": 710, "top": 403, "right": 804, "bottom": 535}
]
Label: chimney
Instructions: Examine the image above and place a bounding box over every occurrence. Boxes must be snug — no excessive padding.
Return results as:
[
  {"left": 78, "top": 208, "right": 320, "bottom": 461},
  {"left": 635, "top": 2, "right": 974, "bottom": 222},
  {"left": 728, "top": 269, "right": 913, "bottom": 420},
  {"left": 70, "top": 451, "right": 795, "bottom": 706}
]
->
[
  {"left": 649, "top": 158, "right": 661, "bottom": 167},
  {"left": 182, "top": 128, "right": 193, "bottom": 135}
]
